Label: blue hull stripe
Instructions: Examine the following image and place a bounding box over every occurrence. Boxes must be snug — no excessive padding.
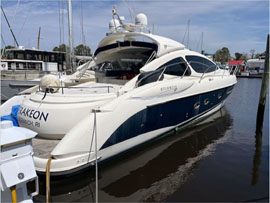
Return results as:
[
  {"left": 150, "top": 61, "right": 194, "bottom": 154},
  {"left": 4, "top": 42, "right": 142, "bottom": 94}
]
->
[{"left": 101, "top": 85, "right": 234, "bottom": 149}]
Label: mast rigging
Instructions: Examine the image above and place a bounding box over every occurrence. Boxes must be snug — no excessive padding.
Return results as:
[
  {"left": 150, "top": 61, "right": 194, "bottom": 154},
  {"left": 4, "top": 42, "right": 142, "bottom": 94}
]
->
[{"left": 1, "top": 6, "right": 19, "bottom": 47}]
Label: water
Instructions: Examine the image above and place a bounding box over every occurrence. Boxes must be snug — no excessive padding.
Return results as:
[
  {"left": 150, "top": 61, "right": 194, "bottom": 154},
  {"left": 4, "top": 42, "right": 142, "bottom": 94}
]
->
[{"left": 34, "top": 78, "right": 269, "bottom": 202}]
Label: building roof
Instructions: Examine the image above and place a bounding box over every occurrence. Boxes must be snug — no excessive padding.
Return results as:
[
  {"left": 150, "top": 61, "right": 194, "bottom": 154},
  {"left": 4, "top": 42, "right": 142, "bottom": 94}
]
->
[{"left": 228, "top": 60, "right": 245, "bottom": 65}]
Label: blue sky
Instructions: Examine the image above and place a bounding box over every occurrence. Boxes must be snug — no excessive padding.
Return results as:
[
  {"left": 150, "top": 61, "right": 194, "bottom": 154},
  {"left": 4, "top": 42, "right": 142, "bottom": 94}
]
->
[{"left": 1, "top": 0, "right": 269, "bottom": 57}]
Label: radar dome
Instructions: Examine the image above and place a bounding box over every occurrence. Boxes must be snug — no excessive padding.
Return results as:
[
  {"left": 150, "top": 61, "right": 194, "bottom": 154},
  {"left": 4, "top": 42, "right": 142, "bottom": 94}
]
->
[
  {"left": 40, "top": 74, "right": 61, "bottom": 93},
  {"left": 109, "top": 19, "right": 120, "bottom": 33},
  {"left": 135, "top": 13, "right": 147, "bottom": 28}
]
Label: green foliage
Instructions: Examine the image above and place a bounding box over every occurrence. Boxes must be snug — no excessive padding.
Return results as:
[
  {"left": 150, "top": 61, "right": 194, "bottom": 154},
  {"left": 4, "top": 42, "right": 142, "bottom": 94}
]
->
[
  {"left": 4, "top": 45, "right": 15, "bottom": 50},
  {"left": 250, "top": 49, "right": 255, "bottom": 59},
  {"left": 1, "top": 45, "right": 15, "bottom": 57},
  {"left": 235, "top": 52, "right": 242, "bottom": 60},
  {"left": 52, "top": 44, "right": 91, "bottom": 56},
  {"left": 74, "top": 44, "right": 91, "bottom": 56},
  {"left": 53, "top": 44, "right": 68, "bottom": 52},
  {"left": 240, "top": 53, "right": 248, "bottom": 61},
  {"left": 255, "top": 51, "right": 266, "bottom": 59},
  {"left": 214, "top": 47, "right": 231, "bottom": 64},
  {"left": 234, "top": 52, "right": 248, "bottom": 61}
]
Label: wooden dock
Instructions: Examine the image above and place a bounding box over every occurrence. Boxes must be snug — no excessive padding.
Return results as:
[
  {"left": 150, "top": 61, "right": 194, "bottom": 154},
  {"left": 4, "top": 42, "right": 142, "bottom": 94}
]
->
[{"left": 236, "top": 74, "right": 262, "bottom": 78}]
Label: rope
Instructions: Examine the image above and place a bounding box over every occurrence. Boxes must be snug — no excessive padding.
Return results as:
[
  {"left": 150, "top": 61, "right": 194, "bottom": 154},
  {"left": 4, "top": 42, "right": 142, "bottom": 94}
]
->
[
  {"left": 10, "top": 186, "right": 17, "bottom": 203},
  {"left": 11, "top": 0, "right": 21, "bottom": 28},
  {"left": 18, "top": 2, "right": 33, "bottom": 37},
  {"left": 121, "top": 0, "right": 135, "bottom": 23}
]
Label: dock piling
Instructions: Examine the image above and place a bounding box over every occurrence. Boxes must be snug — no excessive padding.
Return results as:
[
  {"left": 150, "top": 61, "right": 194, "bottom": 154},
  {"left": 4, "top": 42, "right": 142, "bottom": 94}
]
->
[{"left": 256, "top": 34, "right": 269, "bottom": 132}]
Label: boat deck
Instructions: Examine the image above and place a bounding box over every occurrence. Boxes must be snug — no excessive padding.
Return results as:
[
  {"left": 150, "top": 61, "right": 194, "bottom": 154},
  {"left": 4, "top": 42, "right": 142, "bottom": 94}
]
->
[{"left": 32, "top": 138, "right": 60, "bottom": 159}]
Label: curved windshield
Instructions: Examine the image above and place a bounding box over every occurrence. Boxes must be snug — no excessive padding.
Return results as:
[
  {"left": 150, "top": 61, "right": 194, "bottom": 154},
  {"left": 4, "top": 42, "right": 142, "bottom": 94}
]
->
[
  {"left": 186, "top": 55, "right": 217, "bottom": 73},
  {"left": 158, "top": 57, "right": 191, "bottom": 76},
  {"left": 136, "top": 57, "right": 190, "bottom": 87}
]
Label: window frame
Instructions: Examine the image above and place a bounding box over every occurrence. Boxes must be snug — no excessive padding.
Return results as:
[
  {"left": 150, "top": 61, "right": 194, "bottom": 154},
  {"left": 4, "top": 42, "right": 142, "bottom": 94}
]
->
[
  {"left": 185, "top": 55, "right": 217, "bottom": 74},
  {"left": 157, "top": 57, "right": 191, "bottom": 77}
]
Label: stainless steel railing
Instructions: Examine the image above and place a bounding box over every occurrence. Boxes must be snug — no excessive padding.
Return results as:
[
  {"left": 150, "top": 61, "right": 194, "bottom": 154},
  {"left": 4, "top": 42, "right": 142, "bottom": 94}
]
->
[{"left": 38, "top": 85, "right": 116, "bottom": 95}]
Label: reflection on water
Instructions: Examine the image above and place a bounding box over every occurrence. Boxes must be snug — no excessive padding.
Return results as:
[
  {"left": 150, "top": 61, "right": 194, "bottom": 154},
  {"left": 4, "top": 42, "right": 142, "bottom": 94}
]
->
[
  {"left": 34, "top": 107, "right": 233, "bottom": 202},
  {"left": 252, "top": 130, "right": 262, "bottom": 186}
]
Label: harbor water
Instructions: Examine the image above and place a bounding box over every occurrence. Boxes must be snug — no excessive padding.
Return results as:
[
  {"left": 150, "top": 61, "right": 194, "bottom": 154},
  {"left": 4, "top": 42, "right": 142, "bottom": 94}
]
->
[{"left": 34, "top": 78, "right": 269, "bottom": 202}]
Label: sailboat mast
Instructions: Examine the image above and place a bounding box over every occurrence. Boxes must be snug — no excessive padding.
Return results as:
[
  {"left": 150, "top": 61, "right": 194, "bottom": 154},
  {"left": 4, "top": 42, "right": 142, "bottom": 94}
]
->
[
  {"left": 37, "top": 27, "right": 41, "bottom": 49},
  {"left": 1, "top": 6, "right": 19, "bottom": 47},
  {"left": 67, "top": 0, "right": 74, "bottom": 72}
]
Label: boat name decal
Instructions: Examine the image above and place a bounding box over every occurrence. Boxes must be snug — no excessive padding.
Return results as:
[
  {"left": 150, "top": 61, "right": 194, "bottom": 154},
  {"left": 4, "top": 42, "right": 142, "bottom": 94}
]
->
[
  {"left": 18, "top": 107, "right": 49, "bottom": 122},
  {"left": 18, "top": 117, "right": 41, "bottom": 128},
  {"left": 160, "top": 85, "right": 177, "bottom": 92}
]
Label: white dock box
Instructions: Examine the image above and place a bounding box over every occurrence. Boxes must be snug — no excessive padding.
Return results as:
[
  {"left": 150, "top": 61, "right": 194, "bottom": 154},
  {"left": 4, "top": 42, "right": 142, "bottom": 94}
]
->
[{"left": 1, "top": 121, "right": 38, "bottom": 203}]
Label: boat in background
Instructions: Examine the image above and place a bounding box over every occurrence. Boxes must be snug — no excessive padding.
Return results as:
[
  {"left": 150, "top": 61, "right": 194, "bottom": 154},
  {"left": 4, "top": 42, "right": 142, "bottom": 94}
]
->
[
  {"left": 246, "top": 58, "right": 265, "bottom": 76},
  {"left": 0, "top": 47, "right": 67, "bottom": 101}
]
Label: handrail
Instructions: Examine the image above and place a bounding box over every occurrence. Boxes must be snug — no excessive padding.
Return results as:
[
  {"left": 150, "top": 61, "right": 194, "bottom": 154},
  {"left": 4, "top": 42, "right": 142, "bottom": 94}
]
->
[
  {"left": 181, "top": 61, "right": 190, "bottom": 79},
  {"left": 145, "top": 50, "right": 157, "bottom": 65},
  {"left": 212, "top": 64, "right": 219, "bottom": 79},
  {"left": 196, "top": 63, "right": 217, "bottom": 83},
  {"left": 38, "top": 84, "right": 116, "bottom": 94},
  {"left": 157, "top": 66, "right": 167, "bottom": 81}
]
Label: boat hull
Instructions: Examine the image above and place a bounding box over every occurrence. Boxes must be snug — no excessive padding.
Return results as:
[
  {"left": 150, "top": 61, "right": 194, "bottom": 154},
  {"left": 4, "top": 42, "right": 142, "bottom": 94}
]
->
[
  {"left": 1, "top": 79, "right": 39, "bottom": 102},
  {"left": 34, "top": 84, "right": 234, "bottom": 174},
  {"left": 18, "top": 94, "right": 118, "bottom": 139}
]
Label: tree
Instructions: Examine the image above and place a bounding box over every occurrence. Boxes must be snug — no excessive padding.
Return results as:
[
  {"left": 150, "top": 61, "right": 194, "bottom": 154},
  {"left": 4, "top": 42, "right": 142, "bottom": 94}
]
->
[
  {"left": 255, "top": 53, "right": 261, "bottom": 58},
  {"left": 250, "top": 49, "right": 255, "bottom": 59},
  {"left": 53, "top": 44, "right": 68, "bottom": 52},
  {"left": 240, "top": 53, "right": 248, "bottom": 61},
  {"left": 4, "top": 45, "right": 15, "bottom": 50},
  {"left": 255, "top": 51, "right": 266, "bottom": 59},
  {"left": 214, "top": 47, "right": 231, "bottom": 64},
  {"left": 74, "top": 44, "right": 91, "bottom": 56},
  {"left": 235, "top": 52, "right": 243, "bottom": 60},
  {"left": 1, "top": 45, "right": 15, "bottom": 57}
]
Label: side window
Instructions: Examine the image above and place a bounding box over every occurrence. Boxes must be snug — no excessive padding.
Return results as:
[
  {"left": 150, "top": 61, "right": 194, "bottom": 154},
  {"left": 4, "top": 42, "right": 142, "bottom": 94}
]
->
[
  {"left": 186, "top": 55, "right": 216, "bottom": 73},
  {"left": 158, "top": 57, "right": 191, "bottom": 76}
]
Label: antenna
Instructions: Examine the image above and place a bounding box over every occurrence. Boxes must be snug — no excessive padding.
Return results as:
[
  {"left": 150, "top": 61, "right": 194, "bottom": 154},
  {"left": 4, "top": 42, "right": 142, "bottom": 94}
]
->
[{"left": 121, "top": 0, "right": 135, "bottom": 23}]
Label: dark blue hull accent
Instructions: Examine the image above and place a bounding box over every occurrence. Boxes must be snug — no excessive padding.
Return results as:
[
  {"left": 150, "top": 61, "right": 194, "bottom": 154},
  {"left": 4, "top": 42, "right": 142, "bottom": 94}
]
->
[{"left": 101, "top": 85, "right": 234, "bottom": 149}]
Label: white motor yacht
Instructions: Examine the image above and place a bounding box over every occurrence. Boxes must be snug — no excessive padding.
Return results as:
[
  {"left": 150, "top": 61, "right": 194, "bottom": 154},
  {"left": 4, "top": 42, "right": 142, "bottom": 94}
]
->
[{"left": 1, "top": 8, "right": 237, "bottom": 175}]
